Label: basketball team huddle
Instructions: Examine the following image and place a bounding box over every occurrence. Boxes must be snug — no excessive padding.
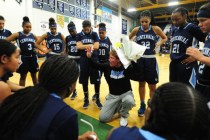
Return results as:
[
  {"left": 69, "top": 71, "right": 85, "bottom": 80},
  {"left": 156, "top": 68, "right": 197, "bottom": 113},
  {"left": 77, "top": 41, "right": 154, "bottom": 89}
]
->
[{"left": 1, "top": 2, "right": 210, "bottom": 140}]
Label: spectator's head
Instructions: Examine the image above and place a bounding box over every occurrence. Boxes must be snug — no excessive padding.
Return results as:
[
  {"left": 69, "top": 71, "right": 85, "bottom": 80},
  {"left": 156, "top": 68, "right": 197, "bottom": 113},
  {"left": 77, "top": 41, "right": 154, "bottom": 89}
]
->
[{"left": 143, "top": 82, "right": 210, "bottom": 140}]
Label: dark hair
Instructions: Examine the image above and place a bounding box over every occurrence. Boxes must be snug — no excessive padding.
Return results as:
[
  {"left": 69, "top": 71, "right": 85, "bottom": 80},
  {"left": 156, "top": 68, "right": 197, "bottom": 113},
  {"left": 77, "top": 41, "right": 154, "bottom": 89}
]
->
[
  {"left": 0, "top": 55, "right": 79, "bottom": 140},
  {"left": 199, "top": 2, "right": 210, "bottom": 11},
  {"left": 49, "top": 17, "right": 56, "bottom": 28},
  {"left": 22, "top": 16, "right": 30, "bottom": 27},
  {"left": 139, "top": 10, "right": 156, "bottom": 25},
  {"left": 67, "top": 21, "right": 76, "bottom": 30},
  {"left": 99, "top": 23, "right": 106, "bottom": 28},
  {"left": 82, "top": 20, "right": 91, "bottom": 28},
  {"left": 0, "top": 15, "right": 5, "bottom": 21},
  {"left": 0, "top": 40, "right": 17, "bottom": 63},
  {"left": 143, "top": 82, "right": 210, "bottom": 140},
  {"left": 172, "top": 7, "right": 193, "bottom": 22}
]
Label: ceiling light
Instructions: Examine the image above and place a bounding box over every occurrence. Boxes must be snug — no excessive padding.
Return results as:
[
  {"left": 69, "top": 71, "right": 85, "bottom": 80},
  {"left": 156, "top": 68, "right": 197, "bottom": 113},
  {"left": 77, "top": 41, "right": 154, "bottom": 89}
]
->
[
  {"left": 127, "top": 8, "right": 136, "bottom": 12},
  {"left": 168, "top": 1, "right": 179, "bottom": 6}
]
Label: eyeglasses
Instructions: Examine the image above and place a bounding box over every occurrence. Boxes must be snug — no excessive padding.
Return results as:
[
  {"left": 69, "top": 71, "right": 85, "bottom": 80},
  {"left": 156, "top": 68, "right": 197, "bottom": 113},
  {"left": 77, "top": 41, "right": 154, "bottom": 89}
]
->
[{"left": 99, "top": 32, "right": 104, "bottom": 34}]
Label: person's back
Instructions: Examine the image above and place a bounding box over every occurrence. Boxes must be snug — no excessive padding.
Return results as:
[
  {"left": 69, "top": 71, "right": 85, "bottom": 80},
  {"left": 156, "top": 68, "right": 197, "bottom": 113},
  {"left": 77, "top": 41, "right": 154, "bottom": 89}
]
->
[
  {"left": 107, "top": 82, "right": 210, "bottom": 140},
  {"left": 0, "top": 55, "right": 97, "bottom": 140}
]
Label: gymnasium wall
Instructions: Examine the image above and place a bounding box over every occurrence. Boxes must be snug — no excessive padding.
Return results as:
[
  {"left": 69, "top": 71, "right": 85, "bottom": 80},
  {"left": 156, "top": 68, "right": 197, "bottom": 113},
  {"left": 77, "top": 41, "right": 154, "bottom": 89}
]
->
[{"left": 0, "top": 0, "right": 134, "bottom": 43}]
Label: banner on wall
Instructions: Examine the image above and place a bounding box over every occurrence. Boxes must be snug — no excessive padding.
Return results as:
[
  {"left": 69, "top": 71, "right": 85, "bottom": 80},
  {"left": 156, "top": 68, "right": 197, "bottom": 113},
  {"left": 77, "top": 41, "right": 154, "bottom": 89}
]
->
[
  {"left": 122, "top": 19, "right": 127, "bottom": 35},
  {"left": 40, "top": 21, "right": 48, "bottom": 32},
  {"left": 102, "top": 6, "right": 112, "bottom": 23},
  {"left": 35, "top": 0, "right": 43, "bottom": 8},
  {"left": 57, "top": 1, "right": 64, "bottom": 14},
  {"left": 81, "top": 0, "right": 87, "bottom": 8},
  {"left": 76, "top": 7, "right": 81, "bottom": 18},
  {"left": 57, "top": 15, "right": 64, "bottom": 28},
  {"left": 69, "top": 5, "right": 75, "bottom": 17},
  {"left": 48, "top": 0, "right": 55, "bottom": 11},
  {"left": 76, "top": 0, "right": 81, "bottom": 6},
  {"left": 81, "top": 9, "right": 87, "bottom": 19}
]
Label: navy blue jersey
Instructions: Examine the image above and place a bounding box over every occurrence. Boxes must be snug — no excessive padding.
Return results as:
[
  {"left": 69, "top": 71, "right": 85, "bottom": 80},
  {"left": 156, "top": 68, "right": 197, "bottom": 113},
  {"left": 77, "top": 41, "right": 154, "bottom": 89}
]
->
[
  {"left": 46, "top": 32, "right": 63, "bottom": 53},
  {"left": 16, "top": 32, "right": 36, "bottom": 56},
  {"left": 170, "top": 23, "right": 206, "bottom": 60},
  {"left": 77, "top": 30, "right": 99, "bottom": 57},
  {"left": 198, "top": 34, "right": 210, "bottom": 86},
  {"left": 0, "top": 29, "right": 12, "bottom": 39},
  {"left": 98, "top": 36, "right": 111, "bottom": 62},
  {"left": 66, "top": 34, "right": 80, "bottom": 57},
  {"left": 135, "top": 25, "right": 157, "bottom": 55}
]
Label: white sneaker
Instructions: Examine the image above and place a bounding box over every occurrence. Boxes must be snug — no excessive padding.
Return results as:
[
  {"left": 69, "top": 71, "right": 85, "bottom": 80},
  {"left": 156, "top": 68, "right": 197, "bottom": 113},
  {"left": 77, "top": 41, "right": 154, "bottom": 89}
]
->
[{"left": 120, "top": 117, "right": 128, "bottom": 126}]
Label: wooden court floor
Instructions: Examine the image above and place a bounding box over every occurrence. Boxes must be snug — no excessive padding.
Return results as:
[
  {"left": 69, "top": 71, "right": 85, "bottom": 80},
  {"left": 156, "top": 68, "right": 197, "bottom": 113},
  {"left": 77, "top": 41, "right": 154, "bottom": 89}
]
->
[{"left": 9, "top": 54, "right": 170, "bottom": 128}]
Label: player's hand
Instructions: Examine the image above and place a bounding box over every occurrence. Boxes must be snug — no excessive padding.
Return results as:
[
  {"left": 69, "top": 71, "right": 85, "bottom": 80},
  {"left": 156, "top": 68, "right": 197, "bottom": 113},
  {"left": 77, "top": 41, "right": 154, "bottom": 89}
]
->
[
  {"left": 78, "top": 131, "right": 98, "bottom": 140},
  {"left": 181, "top": 56, "right": 196, "bottom": 64},
  {"left": 186, "top": 47, "right": 204, "bottom": 61},
  {"left": 46, "top": 49, "right": 52, "bottom": 54},
  {"left": 60, "top": 51, "right": 66, "bottom": 55},
  {"left": 86, "top": 47, "right": 92, "bottom": 58}
]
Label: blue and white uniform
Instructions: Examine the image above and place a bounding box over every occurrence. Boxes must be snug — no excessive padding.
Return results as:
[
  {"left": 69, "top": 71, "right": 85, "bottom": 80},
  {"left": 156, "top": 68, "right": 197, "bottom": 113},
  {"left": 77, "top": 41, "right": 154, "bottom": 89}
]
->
[
  {"left": 132, "top": 25, "right": 159, "bottom": 84},
  {"left": 16, "top": 32, "right": 38, "bottom": 74},
  {"left": 170, "top": 23, "right": 206, "bottom": 87}
]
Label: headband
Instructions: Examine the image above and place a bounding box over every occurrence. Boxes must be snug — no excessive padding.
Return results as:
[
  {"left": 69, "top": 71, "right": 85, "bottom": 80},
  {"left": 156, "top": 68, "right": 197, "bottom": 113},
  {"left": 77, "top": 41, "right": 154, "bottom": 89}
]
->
[
  {"left": 68, "top": 26, "right": 76, "bottom": 31},
  {"left": 197, "top": 10, "right": 210, "bottom": 18},
  {"left": 99, "top": 27, "right": 106, "bottom": 31},
  {"left": 49, "top": 23, "right": 57, "bottom": 28}
]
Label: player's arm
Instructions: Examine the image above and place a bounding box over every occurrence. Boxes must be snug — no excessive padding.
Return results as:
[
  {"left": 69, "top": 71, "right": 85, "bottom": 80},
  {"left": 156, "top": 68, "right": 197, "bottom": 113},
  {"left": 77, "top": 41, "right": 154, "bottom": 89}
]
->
[
  {"left": 86, "top": 47, "right": 108, "bottom": 70},
  {"left": 34, "top": 34, "right": 48, "bottom": 53},
  {"left": 5, "top": 32, "right": 19, "bottom": 42},
  {"left": 186, "top": 47, "right": 210, "bottom": 66},
  {"left": 190, "top": 25, "right": 206, "bottom": 42},
  {"left": 129, "top": 27, "right": 138, "bottom": 40},
  {"left": 76, "top": 41, "right": 92, "bottom": 50},
  {"left": 6, "top": 80, "right": 24, "bottom": 92},
  {"left": 61, "top": 34, "right": 67, "bottom": 54},
  {"left": 34, "top": 33, "right": 50, "bottom": 53},
  {"left": 92, "top": 41, "right": 99, "bottom": 50},
  {"left": 0, "top": 82, "right": 11, "bottom": 103},
  {"left": 153, "top": 26, "right": 167, "bottom": 48}
]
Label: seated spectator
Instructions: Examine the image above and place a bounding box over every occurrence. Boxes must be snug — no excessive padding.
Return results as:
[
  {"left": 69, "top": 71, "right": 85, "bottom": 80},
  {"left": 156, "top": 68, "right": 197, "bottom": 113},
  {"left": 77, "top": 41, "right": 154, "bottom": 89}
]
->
[
  {"left": 107, "top": 82, "right": 210, "bottom": 140},
  {"left": 0, "top": 55, "right": 98, "bottom": 140}
]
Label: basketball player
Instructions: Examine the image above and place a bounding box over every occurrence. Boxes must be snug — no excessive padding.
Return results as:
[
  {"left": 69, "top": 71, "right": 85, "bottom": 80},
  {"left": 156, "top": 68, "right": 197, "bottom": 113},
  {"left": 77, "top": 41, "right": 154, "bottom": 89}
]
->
[
  {"left": 186, "top": 2, "right": 210, "bottom": 101},
  {"left": 0, "top": 40, "right": 22, "bottom": 103},
  {"left": 92, "top": 23, "right": 112, "bottom": 100},
  {"left": 35, "top": 17, "right": 66, "bottom": 58},
  {"left": 170, "top": 7, "right": 206, "bottom": 87},
  {"left": 129, "top": 10, "right": 167, "bottom": 116},
  {"left": 6, "top": 17, "right": 40, "bottom": 86},
  {"left": 0, "top": 15, "right": 12, "bottom": 40},
  {"left": 66, "top": 21, "right": 80, "bottom": 100},
  {"left": 76, "top": 20, "right": 101, "bottom": 109}
]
